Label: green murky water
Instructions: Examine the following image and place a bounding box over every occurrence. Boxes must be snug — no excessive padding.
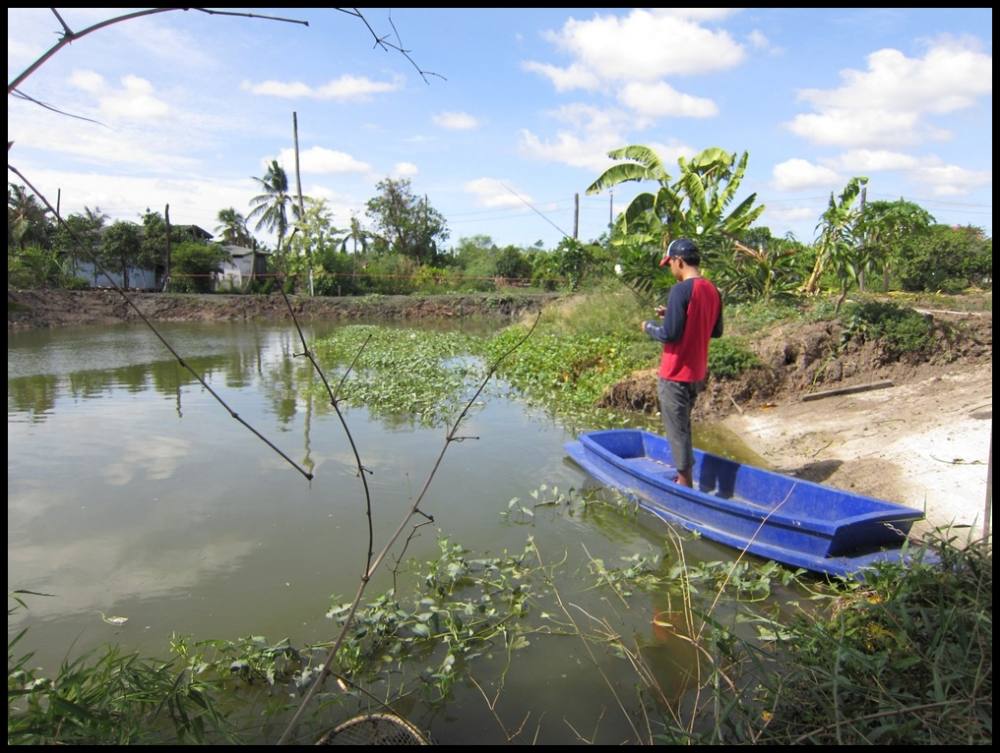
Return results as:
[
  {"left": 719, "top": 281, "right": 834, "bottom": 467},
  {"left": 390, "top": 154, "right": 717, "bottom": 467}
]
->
[{"left": 8, "top": 319, "right": 774, "bottom": 744}]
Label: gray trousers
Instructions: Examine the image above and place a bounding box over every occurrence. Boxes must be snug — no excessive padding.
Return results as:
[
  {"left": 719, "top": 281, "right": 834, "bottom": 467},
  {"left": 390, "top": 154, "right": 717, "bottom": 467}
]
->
[{"left": 657, "top": 378, "right": 705, "bottom": 472}]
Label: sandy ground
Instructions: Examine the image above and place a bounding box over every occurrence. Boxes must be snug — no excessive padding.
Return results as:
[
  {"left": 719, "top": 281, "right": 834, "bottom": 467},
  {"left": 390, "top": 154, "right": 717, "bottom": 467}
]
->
[{"left": 723, "top": 363, "right": 993, "bottom": 541}]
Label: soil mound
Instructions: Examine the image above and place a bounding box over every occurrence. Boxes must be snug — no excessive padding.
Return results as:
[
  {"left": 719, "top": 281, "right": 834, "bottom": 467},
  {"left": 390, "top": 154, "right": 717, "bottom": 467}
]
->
[{"left": 598, "top": 311, "right": 992, "bottom": 420}]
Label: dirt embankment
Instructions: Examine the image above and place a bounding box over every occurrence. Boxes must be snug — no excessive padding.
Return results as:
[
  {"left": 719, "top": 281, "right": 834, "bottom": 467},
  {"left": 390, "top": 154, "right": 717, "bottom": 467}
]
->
[
  {"left": 7, "top": 289, "right": 561, "bottom": 330},
  {"left": 599, "top": 310, "right": 993, "bottom": 538}
]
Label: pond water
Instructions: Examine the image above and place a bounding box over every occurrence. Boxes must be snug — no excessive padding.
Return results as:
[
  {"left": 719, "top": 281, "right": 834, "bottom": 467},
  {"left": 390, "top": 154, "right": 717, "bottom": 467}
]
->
[{"left": 8, "top": 318, "right": 780, "bottom": 744}]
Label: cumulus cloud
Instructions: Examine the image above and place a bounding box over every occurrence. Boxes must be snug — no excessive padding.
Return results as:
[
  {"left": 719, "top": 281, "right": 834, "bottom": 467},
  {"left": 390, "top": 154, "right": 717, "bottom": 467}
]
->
[
  {"left": 518, "top": 104, "right": 631, "bottom": 172},
  {"left": 273, "top": 147, "right": 371, "bottom": 175},
  {"left": 68, "top": 70, "right": 169, "bottom": 120},
  {"left": 432, "top": 111, "right": 481, "bottom": 130},
  {"left": 464, "top": 178, "right": 529, "bottom": 209},
  {"left": 772, "top": 159, "right": 842, "bottom": 191},
  {"left": 392, "top": 161, "right": 419, "bottom": 178},
  {"left": 618, "top": 81, "right": 718, "bottom": 119},
  {"left": 242, "top": 74, "right": 402, "bottom": 101},
  {"left": 822, "top": 149, "right": 920, "bottom": 172},
  {"left": 786, "top": 37, "right": 992, "bottom": 148},
  {"left": 909, "top": 163, "right": 992, "bottom": 196},
  {"left": 524, "top": 9, "right": 744, "bottom": 93}
]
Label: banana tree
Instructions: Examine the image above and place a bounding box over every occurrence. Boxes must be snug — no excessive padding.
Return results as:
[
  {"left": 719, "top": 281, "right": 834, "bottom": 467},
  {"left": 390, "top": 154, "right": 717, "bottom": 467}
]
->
[
  {"left": 586, "top": 145, "right": 765, "bottom": 301},
  {"left": 805, "top": 176, "right": 869, "bottom": 311}
]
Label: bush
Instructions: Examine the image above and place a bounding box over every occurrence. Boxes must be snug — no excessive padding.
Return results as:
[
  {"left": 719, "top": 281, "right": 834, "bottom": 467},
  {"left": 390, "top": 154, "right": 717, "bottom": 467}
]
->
[
  {"left": 840, "top": 301, "right": 934, "bottom": 357},
  {"left": 168, "top": 242, "right": 228, "bottom": 293},
  {"left": 896, "top": 225, "right": 992, "bottom": 292},
  {"left": 708, "top": 337, "right": 761, "bottom": 379}
]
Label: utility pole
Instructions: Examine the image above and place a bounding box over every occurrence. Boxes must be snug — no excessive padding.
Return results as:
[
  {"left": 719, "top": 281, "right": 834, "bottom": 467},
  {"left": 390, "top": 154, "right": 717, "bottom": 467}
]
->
[
  {"left": 164, "top": 203, "right": 171, "bottom": 292},
  {"left": 573, "top": 192, "right": 579, "bottom": 240},
  {"left": 858, "top": 184, "right": 867, "bottom": 291},
  {"left": 292, "top": 111, "right": 312, "bottom": 296}
]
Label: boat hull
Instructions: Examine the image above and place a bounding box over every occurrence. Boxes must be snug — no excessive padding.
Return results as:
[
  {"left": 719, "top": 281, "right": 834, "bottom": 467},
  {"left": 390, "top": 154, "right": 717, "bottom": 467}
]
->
[{"left": 565, "top": 429, "right": 930, "bottom": 578}]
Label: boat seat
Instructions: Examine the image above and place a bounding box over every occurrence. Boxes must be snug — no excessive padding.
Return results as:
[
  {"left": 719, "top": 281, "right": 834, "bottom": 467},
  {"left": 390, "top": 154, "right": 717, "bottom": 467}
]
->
[{"left": 623, "top": 456, "right": 678, "bottom": 482}]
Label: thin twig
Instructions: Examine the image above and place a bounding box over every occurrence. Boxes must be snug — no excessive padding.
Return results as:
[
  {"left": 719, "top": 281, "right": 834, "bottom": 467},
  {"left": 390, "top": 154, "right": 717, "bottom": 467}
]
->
[
  {"left": 333, "top": 7, "right": 445, "bottom": 84},
  {"left": 277, "top": 312, "right": 543, "bottom": 745}
]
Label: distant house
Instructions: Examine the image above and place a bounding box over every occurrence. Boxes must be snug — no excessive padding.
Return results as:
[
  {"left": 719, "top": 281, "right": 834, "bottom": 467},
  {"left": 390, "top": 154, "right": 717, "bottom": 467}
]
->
[
  {"left": 73, "top": 224, "right": 216, "bottom": 290},
  {"left": 215, "top": 245, "right": 270, "bottom": 291}
]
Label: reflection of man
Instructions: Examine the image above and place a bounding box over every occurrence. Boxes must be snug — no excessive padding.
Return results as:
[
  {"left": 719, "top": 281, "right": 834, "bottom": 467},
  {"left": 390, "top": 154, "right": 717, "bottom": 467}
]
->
[{"left": 640, "top": 238, "right": 723, "bottom": 487}]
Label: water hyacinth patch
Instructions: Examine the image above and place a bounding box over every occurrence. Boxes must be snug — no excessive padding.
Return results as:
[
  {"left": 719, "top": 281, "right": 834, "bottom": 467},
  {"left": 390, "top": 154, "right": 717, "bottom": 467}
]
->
[{"left": 312, "top": 325, "right": 487, "bottom": 426}]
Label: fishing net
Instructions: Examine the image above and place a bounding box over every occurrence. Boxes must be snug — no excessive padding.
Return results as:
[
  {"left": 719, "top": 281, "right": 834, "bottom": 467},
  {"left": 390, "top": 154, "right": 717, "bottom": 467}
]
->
[{"left": 316, "top": 713, "right": 429, "bottom": 745}]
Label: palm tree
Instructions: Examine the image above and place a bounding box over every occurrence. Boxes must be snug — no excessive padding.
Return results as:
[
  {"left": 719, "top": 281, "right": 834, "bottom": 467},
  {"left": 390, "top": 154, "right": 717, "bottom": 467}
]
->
[
  {"left": 8, "top": 183, "right": 53, "bottom": 251},
  {"left": 339, "top": 215, "right": 374, "bottom": 255},
  {"left": 247, "top": 161, "right": 295, "bottom": 257},
  {"left": 214, "top": 207, "right": 253, "bottom": 247}
]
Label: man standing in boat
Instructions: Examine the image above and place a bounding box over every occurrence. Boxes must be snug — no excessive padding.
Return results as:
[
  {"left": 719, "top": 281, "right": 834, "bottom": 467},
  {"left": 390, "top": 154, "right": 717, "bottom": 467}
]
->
[{"left": 640, "top": 238, "right": 723, "bottom": 488}]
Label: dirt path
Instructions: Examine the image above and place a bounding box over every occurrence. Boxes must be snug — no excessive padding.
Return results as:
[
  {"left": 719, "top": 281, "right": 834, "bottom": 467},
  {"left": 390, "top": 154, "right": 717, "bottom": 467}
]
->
[{"left": 723, "top": 363, "right": 992, "bottom": 540}]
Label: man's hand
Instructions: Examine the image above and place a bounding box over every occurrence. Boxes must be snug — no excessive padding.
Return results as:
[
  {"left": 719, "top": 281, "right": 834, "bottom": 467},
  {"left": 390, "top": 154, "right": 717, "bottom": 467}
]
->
[
  {"left": 640, "top": 320, "right": 647, "bottom": 334},
  {"left": 655, "top": 305, "right": 666, "bottom": 318}
]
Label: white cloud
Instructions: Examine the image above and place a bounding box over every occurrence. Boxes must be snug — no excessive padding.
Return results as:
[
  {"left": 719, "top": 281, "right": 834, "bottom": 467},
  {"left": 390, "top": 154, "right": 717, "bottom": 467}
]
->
[
  {"left": 242, "top": 74, "right": 402, "bottom": 101},
  {"left": 465, "top": 178, "right": 529, "bottom": 209},
  {"left": 66, "top": 71, "right": 169, "bottom": 120},
  {"left": 432, "top": 111, "right": 481, "bottom": 130},
  {"left": 521, "top": 61, "right": 601, "bottom": 92},
  {"left": 787, "top": 37, "right": 992, "bottom": 148},
  {"left": 99, "top": 75, "right": 170, "bottom": 119},
  {"left": 747, "top": 29, "right": 770, "bottom": 50},
  {"left": 274, "top": 147, "right": 371, "bottom": 175},
  {"left": 765, "top": 206, "right": 817, "bottom": 223},
  {"left": 525, "top": 9, "right": 745, "bottom": 90},
  {"left": 518, "top": 104, "right": 631, "bottom": 172},
  {"left": 392, "top": 161, "right": 419, "bottom": 177},
  {"left": 772, "top": 159, "right": 842, "bottom": 191},
  {"left": 69, "top": 69, "right": 105, "bottom": 94},
  {"left": 909, "top": 163, "right": 992, "bottom": 196},
  {"left": 618, "top": 81, "right": 718, "bottom": 119},
  {"left": 823, "top": 149, "right": 920, "bottom": 172}
]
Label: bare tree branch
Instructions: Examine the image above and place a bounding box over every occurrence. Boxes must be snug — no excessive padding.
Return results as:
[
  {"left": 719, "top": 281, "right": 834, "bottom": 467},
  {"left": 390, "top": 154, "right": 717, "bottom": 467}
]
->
[
  {"left": 333, "top": 7, "right": 446, "bottom": 84},
  {"left": 9, "top": 7, "right": 308, "bottom": 94}
]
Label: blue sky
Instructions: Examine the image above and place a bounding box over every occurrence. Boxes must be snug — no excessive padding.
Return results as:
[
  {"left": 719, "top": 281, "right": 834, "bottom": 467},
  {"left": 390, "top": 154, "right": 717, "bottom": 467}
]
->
[{"left": 7, "top": 7, "right": 993, "bottom": 251}]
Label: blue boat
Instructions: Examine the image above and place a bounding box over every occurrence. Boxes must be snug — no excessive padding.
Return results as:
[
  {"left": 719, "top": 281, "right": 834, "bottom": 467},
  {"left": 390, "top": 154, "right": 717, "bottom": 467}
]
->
[{"left": 565, "top": 429, "right": 930, "bottom": 578}]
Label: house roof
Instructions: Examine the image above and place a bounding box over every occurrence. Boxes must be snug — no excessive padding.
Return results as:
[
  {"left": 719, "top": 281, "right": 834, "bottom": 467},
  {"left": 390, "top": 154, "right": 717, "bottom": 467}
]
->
[{"left": 221, "top": 244, "right": 270, "bottom": 256}]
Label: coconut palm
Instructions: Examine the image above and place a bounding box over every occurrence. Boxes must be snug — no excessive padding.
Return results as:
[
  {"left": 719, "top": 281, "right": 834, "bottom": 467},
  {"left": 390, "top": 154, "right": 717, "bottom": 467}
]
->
[
  {"left": 8, "top": 183, "right": 53, "bottom": 251},
  {"left": 339, "top": 215, "right": 375, "bottom": 255},
  {"left": 247, "top": 161, "right": 295, "bottom": 256},
  {"left": 214, "top": 207, "right": 253, "bottom": 247}
]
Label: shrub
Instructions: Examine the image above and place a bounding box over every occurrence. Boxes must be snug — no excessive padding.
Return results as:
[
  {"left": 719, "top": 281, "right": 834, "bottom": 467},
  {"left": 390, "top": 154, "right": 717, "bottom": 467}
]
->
[
  {"left": 708, "top": 337, "right": 761, "bottom": 379},
  {"left": 168, "top": 242, "right": 228, "bottom": 293},
  {"left": 840, "top": 301, "right": 934, "bottom": 357}
]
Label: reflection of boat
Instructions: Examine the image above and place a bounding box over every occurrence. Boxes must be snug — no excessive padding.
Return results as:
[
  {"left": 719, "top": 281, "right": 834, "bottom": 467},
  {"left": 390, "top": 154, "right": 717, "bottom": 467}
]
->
[{"left": 565, "top": 429, "right": 930, "bottom": 578}]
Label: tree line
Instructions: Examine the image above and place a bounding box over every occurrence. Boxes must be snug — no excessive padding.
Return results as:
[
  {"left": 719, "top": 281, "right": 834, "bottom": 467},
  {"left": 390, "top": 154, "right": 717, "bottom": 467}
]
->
[{"left": 7, "top": 147, "right": 992, "bottom": 299}]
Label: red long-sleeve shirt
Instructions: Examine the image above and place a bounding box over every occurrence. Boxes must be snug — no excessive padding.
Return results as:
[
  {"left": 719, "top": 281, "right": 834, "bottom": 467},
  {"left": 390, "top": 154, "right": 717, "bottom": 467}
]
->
[{"left": 643, "top": 277, "right": 723, "bottom": 382}]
